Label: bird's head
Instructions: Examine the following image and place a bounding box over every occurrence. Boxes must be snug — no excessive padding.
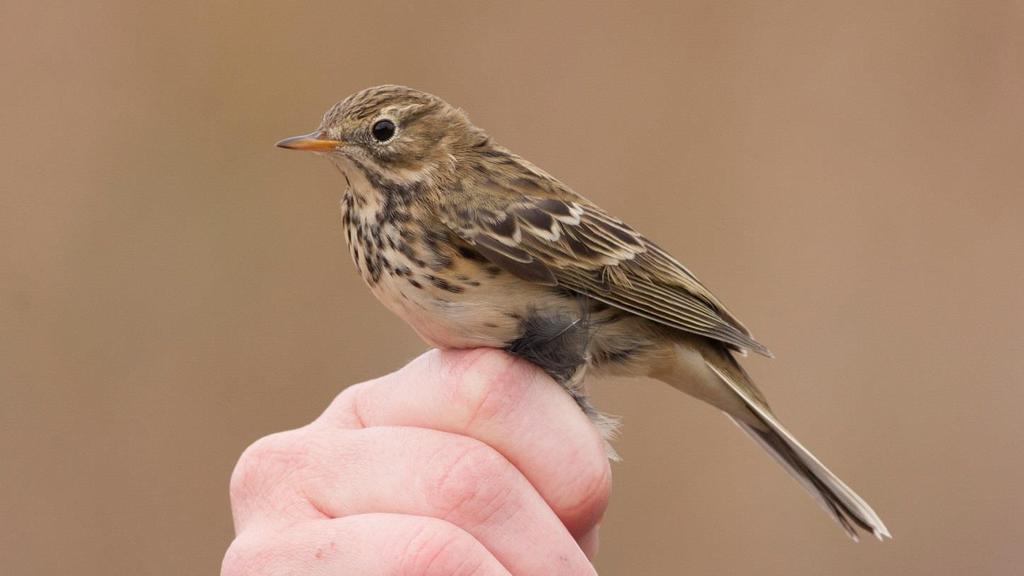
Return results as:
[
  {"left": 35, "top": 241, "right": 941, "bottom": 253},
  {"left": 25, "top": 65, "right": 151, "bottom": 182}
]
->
[{"left": 277, "top": 85, "right": 488, "bottom": 184}]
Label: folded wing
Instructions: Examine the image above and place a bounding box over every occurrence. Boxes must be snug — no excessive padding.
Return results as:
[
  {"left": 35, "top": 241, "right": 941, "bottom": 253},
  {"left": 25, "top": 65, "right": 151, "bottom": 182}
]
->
[{"left": 435, "top": 167, "right": 771, "bottom": 357}]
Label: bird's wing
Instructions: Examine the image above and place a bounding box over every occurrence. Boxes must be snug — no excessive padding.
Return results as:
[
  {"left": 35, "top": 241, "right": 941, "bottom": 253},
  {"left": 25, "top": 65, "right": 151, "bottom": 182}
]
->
[{"left": 435, "top": 172, "right": 771, "bottom": 356}]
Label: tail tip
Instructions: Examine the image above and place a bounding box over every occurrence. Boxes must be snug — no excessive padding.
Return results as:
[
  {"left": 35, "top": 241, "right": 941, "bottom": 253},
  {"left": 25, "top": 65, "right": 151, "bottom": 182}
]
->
[
  {"left": 873, "top": 523, "right": 892, "bottom": 541},
  {"left": 850, "top": 520, "right": 891, "bottom": 543}
]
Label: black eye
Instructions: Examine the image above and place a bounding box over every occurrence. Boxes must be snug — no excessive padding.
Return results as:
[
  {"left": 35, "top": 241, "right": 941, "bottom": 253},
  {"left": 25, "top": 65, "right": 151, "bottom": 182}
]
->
[{"left": 371, "top": 119, "right": 396, "bottom": 142}]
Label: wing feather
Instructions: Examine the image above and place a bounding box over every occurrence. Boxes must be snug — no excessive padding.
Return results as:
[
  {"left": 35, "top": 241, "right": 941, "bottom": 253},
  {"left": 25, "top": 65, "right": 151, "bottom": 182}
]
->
[{"left": 435, "top": 154, "right": 771, "bottom": 357}]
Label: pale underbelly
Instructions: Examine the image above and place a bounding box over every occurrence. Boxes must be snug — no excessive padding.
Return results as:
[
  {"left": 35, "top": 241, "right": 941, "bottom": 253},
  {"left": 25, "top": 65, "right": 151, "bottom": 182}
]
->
[{"left": 366, "top": 271, "right": 567, "bottom": 350}]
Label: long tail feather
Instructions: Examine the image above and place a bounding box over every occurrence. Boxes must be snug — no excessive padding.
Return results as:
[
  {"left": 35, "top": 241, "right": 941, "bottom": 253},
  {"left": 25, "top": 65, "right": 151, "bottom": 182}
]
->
[{"left": 704, "top": 362, "right": 891, "bottom": 541}]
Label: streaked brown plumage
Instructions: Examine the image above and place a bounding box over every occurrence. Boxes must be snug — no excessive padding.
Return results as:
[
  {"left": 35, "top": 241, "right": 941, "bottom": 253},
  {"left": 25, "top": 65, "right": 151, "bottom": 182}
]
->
[{"left": 277, "top": 85, "right": 889, "bottom": 541}]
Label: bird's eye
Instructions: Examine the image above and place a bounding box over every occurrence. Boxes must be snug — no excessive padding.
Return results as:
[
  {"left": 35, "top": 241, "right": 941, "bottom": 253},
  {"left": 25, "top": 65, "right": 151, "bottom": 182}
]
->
[{"left": 371, "top": 119, "right": 396, "bottom": 143}]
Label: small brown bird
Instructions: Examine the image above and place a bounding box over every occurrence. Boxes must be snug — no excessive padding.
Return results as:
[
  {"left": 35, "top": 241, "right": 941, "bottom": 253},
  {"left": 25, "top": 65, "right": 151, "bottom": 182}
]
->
[{"left": 277, "top": 85, "right": 889, "bottom": 540}]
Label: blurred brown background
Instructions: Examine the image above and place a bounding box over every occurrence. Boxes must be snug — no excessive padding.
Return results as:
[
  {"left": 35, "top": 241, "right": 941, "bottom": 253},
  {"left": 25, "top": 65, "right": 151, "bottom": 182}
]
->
[{"left": 3, "top": 1, "right": 1022, "bottom": 574}]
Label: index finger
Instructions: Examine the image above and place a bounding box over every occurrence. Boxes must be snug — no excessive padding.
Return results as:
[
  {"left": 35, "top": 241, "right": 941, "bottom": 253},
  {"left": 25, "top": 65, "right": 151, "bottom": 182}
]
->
[{"left": 314, "top": 348, "right": 612, "bottom": 540}]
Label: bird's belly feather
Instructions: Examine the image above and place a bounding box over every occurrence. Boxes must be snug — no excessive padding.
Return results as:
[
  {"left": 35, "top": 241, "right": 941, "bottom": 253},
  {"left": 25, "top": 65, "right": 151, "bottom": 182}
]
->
[{"left": 367, "top": 268, "right": 570, "bottom": 349}]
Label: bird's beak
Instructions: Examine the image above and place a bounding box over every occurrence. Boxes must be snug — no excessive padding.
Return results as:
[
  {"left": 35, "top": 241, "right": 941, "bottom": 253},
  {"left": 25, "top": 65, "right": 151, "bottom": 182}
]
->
[{"left": 275, "top": 132, "right": 343, "bottom": 151}]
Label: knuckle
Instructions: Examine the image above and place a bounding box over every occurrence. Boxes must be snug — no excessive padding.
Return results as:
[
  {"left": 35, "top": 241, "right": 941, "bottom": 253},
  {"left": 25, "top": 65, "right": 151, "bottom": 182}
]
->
[
  {"left": 399, "top": 520, "right": 489, "bottom": 576},
  {"left": 322, "top": 380, "right": 370, "bottom": 426},
  {"left": 553, "top": 446, "right": 612, "bottom": 532},
  {"left": 229, "top": 430, "right": 311, "bottom": 508},
  {"left": 422, "top": 440, "right": 516, "bottom": 525},
  {"left": 443, "top": 348, "right": 535, "bottom": 427},
  {"left": 221, "top": 531, "right": 282, "bottom": 576}
]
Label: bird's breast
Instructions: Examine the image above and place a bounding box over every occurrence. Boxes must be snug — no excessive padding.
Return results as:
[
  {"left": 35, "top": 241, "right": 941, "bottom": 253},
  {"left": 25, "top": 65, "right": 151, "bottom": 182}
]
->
[{"left": 339, "top": 193, "right": 573, "bottom": 350}]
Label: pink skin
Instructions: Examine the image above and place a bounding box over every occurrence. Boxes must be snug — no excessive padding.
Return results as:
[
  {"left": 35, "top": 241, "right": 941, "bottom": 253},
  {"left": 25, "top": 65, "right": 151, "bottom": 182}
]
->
[{"left": 223, "top": 348, "right": 611, "bottom": 576}]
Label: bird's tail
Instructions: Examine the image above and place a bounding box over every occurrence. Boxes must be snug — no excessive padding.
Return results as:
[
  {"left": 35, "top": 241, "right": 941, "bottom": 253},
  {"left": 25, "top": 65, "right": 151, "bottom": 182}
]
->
[{"left": 655, "top": 340, "right": 890, "bottom": 541}]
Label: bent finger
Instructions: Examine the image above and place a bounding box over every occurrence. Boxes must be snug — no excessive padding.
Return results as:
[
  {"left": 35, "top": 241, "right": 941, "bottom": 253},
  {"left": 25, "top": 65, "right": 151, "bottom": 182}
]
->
[
  {"left": 224, "top": 513, "right": 511, "bottom": 576},
  {"left": 317, "top": 348, "right": 611, "bottom": 538},
  {"left": 233, "top": 425, "right": 595, "bottom": 575}
]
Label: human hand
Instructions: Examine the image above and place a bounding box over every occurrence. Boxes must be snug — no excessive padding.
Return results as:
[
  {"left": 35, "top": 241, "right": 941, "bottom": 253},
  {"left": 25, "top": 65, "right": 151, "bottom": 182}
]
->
[{"left": 222, "top": 348, "right": 612, "bottom": 575}]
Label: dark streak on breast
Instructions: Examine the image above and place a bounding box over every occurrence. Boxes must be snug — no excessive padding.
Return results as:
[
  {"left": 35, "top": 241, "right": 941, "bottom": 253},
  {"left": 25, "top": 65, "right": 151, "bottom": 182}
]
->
[{"left": 425, "top": 274, "right": 464, "bottom": 294}]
